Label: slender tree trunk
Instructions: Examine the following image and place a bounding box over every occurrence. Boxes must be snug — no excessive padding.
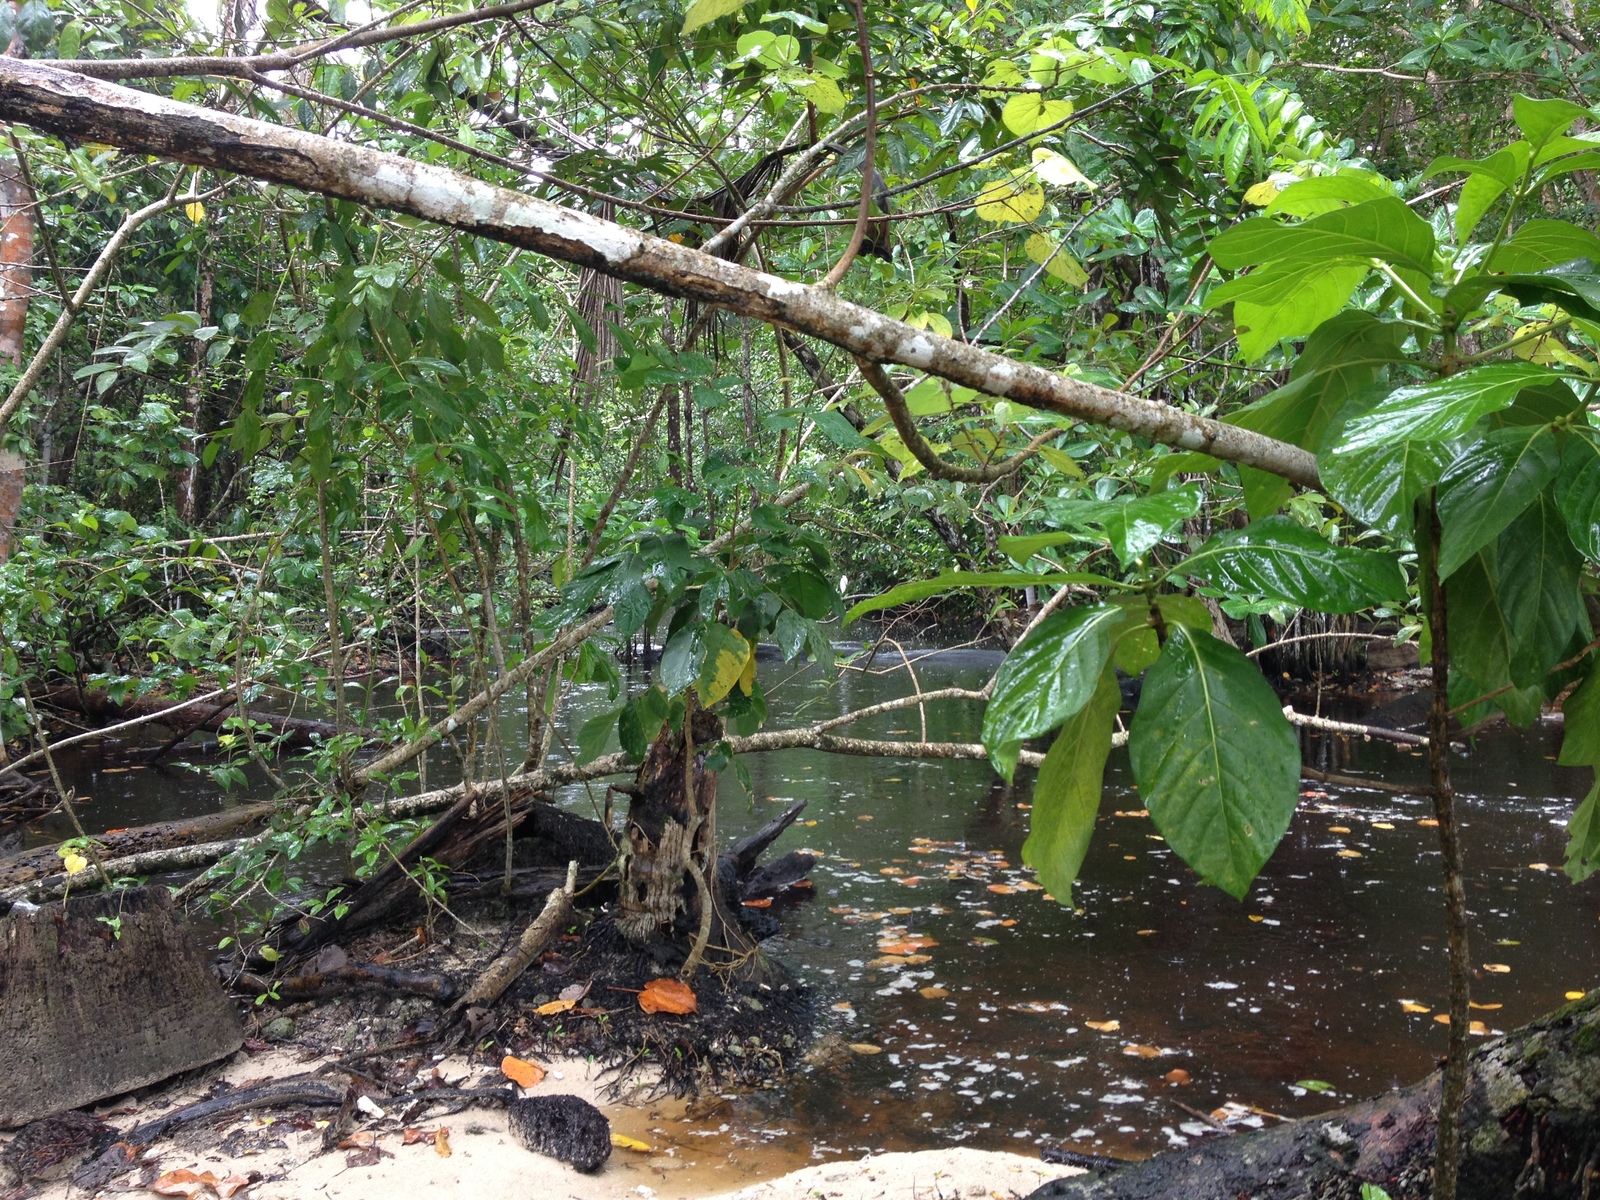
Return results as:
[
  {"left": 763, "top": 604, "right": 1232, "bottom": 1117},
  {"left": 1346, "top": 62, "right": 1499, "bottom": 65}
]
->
[
  {"left": 175, "top": 259, "right": 213, "bottom": 524},
  {"left": 0, "top": 17, "right": 32, "bottom": 563},
  {"left": 1426, "top": 496, "right": 1471, "bottom": 1200}
]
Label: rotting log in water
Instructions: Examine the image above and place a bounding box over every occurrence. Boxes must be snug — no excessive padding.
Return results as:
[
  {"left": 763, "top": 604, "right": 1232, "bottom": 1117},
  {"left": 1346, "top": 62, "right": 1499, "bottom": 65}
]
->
[
  {"left": 1025, "top": 990, "right": 1600, "bottom": 1200},
  {"left": 38, "top": 685, "right": 352, "bottom": 748}
]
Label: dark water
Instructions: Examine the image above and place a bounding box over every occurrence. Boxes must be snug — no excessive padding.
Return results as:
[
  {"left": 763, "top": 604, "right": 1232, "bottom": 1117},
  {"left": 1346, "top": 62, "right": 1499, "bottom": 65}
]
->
[{"left": 24, "top": 647, "right": 1600, "bottom": 1163}]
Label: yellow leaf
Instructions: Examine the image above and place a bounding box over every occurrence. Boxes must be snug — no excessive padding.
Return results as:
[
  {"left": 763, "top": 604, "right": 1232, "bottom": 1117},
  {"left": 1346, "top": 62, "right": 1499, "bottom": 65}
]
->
[
  {"left": 1121, "top": 1044, "right": 1162, "bottom": 1058},
  {"left": 737, "top": 649, "right": 757, "bottom": 697},
  {"left": 974, "top": 173, "right": 1044, "bottom": 224},
  {"left": 611, "top": 1134, "right": 653, "bottom": 1152},
  {"left": 1242, "top": 180, "right": 1280, "bottom": 206},
  {"left": 61, "top": 852, "right": 88, "bottom": 876},
  {"left": 1401, "top": 1001, "right": 1430, "bottom": 1013},
  {"left": 848, "top": 1043, "right": 883, "bottom": 1055},
  {"left": 1023, "top": 233, "right": 1088, "bottom": 286},
  {"left": 1031, "top": 149, "right": 1093, "bottom": 189},
  {"left": 534, "top": 999, "right": 576, "bottom": 1015},
  {"left": 919, "top": 986, "right": 949, "bottom": 999},
  {"left": 1085, "top": 1019, "right": 1120, "bottom": 1032},
  {"left": 1567, "top": 990, "right": 1586, "bottom": 1000},
  {"left": 184, "top": 201, "right": 206, "bottom": 224},
  {"left": 1002, "top": 93, "right": 1073, "bottom": 137},
  {"left": 681, "top": 0, "right": 746, "bottom": 34},
  {"left": 697, "top": 624, "right": 751, "bottom": 706},
  {"left": 792, "top": 73, "right": 847, "bottom": 114},
  {"left": 1483, "top": 963, "right": 1511, "bottom": 974},
  {"left": 434, "top": 1127, "right": 451, "bottom": 1157}
]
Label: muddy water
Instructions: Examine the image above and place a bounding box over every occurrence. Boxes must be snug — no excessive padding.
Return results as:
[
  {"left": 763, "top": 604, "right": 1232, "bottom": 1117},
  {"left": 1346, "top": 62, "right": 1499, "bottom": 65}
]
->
[{"left": 24, "top": 646, "right": 1600, "bottom": 1169}]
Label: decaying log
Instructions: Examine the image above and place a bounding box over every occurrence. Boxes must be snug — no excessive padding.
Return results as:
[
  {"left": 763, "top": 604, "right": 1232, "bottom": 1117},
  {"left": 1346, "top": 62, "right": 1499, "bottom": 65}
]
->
[
  {"left": 723, "top": 799, "right": 807, "bottom": 878},
  {"left": 0, "top": 836, "right": 251, "bottom": 910},
  {"left": 1025, "top": 990, "right": 1600, "bottom": 1200},
  {"left": 0, "top": 887, "right": 242, "bottom": 1128},
  {"left": 38, "top": 686, "right": 348, "bottom": 748},
  {"left": 452, "top": 860, "right": 577, "bottom": 1010},
  {"left": 238, "top": 962, "right": 457, "bottom": 1002}
]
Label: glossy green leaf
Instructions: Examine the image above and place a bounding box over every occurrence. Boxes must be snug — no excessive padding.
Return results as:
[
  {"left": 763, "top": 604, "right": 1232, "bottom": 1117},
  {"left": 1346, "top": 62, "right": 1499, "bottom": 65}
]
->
[
  {"left": 1496, "top": 495, "right": 1586, "bottom": 686},
  {"left": 1564, "top": 779, "right": 1600, "bottom": 883},
  {"left": 1513, "top": 93, "right": 1589, "bottom": 151},
  {"left": 1321, "top": 435, "right": 1454, "bottom": 535},
  {"left": 1436, "top": 424, "right": 1562, "bottom": 578},
  {"left": 1555, "top": 434, "right": 1600, "bottom": 561},
  {"left": 1022, "top": 668, "right": 1119, "bottom": 905},
  {"left": 1207, "top": 197, "right": 1436, "bottom": 273},
  {"left": 1263, "top": 171, "right": 1392, "bottom": 218},
  {"left": 983, "top": 605, "right": 1123, "bottom": 782},
  {"left": 660, "top": 625, "right": 704, "bottom": 694},
  {"left": 1225, "top": 311, "right": 1409, "bottom": 453},
  {"left": 577, "top": 704, "right": 625, "bottom": 764},
  {"left": 1177, "top": 515, "right": 1406, "bottom": 612},
  {"left": 1426, "top": 144, "right": 1528, "bottom": 241},
  {"left": 1109, "top": 594, "right": 1216, "bottom": 675},
  {"left": 843, "top": 570, "right": 1120, "bottom": 623},
  {"left": 1444, "top": 258, "right": 1600, "bottom": 325},
  {"left": 1043, "top": 485, "right": 1202, "bottom": 568},
  {"left": 1334, "top": 364, "right": 1567, "bottom": 452},
  {"left": 1558, "top": 670, "right": 1600, "bottom": 766},
  {"left": 618, "top": 686, "right": 672, "bottom": 761},
  {"left": 1489, "top": 220, "right": 1600, "bottom": 273},
  {"left": 682, "top": 0, "right": 747, "bottom": 34},
  {"left": 1129, "top": 626, "right": 1300, "bottom": 899},
  {"left": 1205, "top": 260, "right": 1367, "bottom": 362}
]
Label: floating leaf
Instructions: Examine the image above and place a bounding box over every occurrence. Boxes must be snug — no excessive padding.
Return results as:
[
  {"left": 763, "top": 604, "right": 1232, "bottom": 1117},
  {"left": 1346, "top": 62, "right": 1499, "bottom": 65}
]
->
[
  {"left": 848, "top": 1042, "right": 883, "bottom": 1055},
  {"left": 1482, "top": 963, "right": 1512, "bottom": 974},
  {"left": 612, "top": 1134, "right": 653, "bottom": 1152},
  {"left": 1296, "top": 1079, "right": 1334, "bottom": 1092},
  {"left": 1122, "top": 1044, "right": 1162, "bottom": 1058},
  {"left": 919, "top": 986, "right": 950, "bottom": 999},
  {"left": 502, "top": 1056, "right": 547, "bottom": 1088},
  {"left": 1164, "top": 1068, "right": 1191, "bottom": 1084},
  {"left": 639, "top": 977, "right": 699, "bottom": 1014},
  {"left": 1568, "top": 990, "right": 1587, "bottom": 1000},
  {"left": 1401, "top": 1001, "right": 1430, "bottom": 1013},
  {"left": 1085, "top": 1019, "right": 1120, "bottom": 1032}
]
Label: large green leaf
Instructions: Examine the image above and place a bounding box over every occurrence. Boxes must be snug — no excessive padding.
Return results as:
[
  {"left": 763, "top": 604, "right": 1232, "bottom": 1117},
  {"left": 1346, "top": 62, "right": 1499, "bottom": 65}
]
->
[
  {"left": 1177, "top": 515, "right": 1406, "bottom": 612},
  {"left": 1564, "top": 780, "right": 1600, "bottom": 883},
  {"left": 1444, "top": 258, "right": 1600, "bottom": 325},
  {"left": 1207, "top": 197, "right": 1436, "bottom": 274},
  {"left": 1043, "top": 486, "right": 1202, "bottom": 568},
  {"left": 1436, "top": 424, "right": 1562, "bottom": 578},
  {"left": 1489, "top": 220, "right": 1600, "bottom": 273},
  {"left": 1334, "top": 364, "right": 1568, "bottom": 452},
  {"left": 983, "top": 604, "right": 1123, "bottom": 782},
  {"left": 1022, "top": 668, "right": 1120, "bottom": 905},
  {"left": 1109, "top": 594, "right": 1216, "bottom": 675},
  {"left": 1263, "top": 171, "right": 1393, "bottom": 219},
  {"left": 1558, "top": 670, "right": 1600, "bottom": 766},
  {"left": 843, "top": 570, "right": 1119, "bottom": 623},
  {"left": 1205, "top": 260, "right": 1368, "bottom": 362},
  {"left": 1496, "top": 495, "right": 1586, "bottom": 686},
  {"left": 1224, "top": 311, "right": 1409, "bottom": 453},
  {"left": 1555, "top": 434, "right": 1600, "bottom": 562},
  {"left": 1128, "top": 626, "right": 1300, "bottom": 899},
  {"left": 697, "top": 623, "right": 752, "bottom": 706},
  {"left": 1513, "top": 93, "right": 1589, "bottom": 152},
  {"left": 1425, "top": 144, "right": 1528, "bottom": 241},
  {"left": 681, "top": 0, "right": 747, "bottom": 34},
  {"left": 1321, "top": 435, "right": 1455, "bottom": 535}
]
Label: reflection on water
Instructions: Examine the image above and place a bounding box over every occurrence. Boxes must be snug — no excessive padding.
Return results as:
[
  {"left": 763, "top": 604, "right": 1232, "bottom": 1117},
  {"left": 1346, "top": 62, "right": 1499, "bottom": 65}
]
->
[{"left": 23, "top": 645, "right": 1600, "bottom": 1165}]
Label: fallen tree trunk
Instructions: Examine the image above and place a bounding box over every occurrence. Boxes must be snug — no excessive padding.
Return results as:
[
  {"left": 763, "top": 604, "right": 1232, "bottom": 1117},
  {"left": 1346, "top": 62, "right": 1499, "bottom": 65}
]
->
[
  {"left": 39, "top": 686, "right": 347, "bottom": 748},
  {"left": 0, "top": 58, "right": 1319, "bottom": 491},
  {"left": 1027, "top": 990, "right": 1600, "bottom": 1200}
]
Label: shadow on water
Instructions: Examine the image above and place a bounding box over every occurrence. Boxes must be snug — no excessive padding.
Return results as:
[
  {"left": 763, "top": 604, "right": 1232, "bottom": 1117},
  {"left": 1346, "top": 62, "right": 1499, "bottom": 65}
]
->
[{"left": 18, "top": 643, "right": 1600, "bottom": 1163}]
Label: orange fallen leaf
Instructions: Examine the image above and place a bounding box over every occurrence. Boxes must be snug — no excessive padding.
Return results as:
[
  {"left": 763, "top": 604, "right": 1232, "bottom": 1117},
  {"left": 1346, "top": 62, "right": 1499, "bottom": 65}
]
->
[
  {"left": 1469, "top": 1002, "right": 1502, "bottom": 1011},
  {"left": 902, "top": 953, "right": 933, "bottom": 965},
  {"left": 987, "top": 884, "right": 1016, "bottom": 894},
  {"left": 215, "top": 1178, "right": 252, "bottom": 1200},
  {"left": 151, "top": 1169, "right": 224, "bottom": 1197},
  {"left": 1418, "top": 818, "right": 1439, "bottom": 827},
  {"left": 848, "top": 1043, "right": 883, "bottom": 1055},
  {"left": 829, "top": 905, "right": 855, "bottom": 915},
  {"left": 1122, "top": 1044, "right": 1162, "bottom": 1058},
  {"left": 1000, "top": 919, "right": 1017, "bottom": 927},
  {"left": 1085, "top": 1019, "right": 1121, "bottom": 1032},
  {"left": 1248, "top": 915, "right": 1265, "bottom": 923},
  {"left": 639, "top": 977, "right": 698, "bottom": 1015},
  {"left": 877, "top": 936, "right": 938, "bottom": 955},
  {"left": 1336, "top": 849, "right": 1363, "bottom": 858},
  {"left": 742, "top": 897, "right": 773, "bottom": 908},
  {"left": 879, "top": 867, "right": 905, "bottom": 876},
  {"left": 1401, "top": 1002, "right": 1430, "bottom": 1013},
  {"left": 1529, "top": 862, "right": 1550, "bottom": 871},
  {"left": 434, "top": 1128, "right": 451, "bottom": 1158},
  {"left": 534, "top": 999, "right": 576, "bottom": 1015},
  {"left": 338, "top": 1131, "right": 377, "bottom": 1149},
  {"left": 502, "top": 1055, "right": 547, "bottom": 1088},
  {"left": 1328, "top": 826, "right": 1352, "bottom": 834},
  {"left": 919, "top": 986, "right": 949, "bottom": 999},
  {"left": 831, "top": 1001, "right": 856, "bottom": 1012},
  {"left": 1136, "top": 929, "right": 1156, "bottom": 936},
  {"left": 867, "top": 955, "right": 908, "bottom": 968},
  {"left": 895, "top": 876, "right": 923, "bottom": 887},
  {"left": 1164, "top": 1068, "right": 1191, "bottom": 1085},
  {"left": 1372, "top": 821, "right": 1395, "bottom": 829},
  {"left": 1482, "top": 964, "right": 1511, "bottom": 974},
  {"left": 402, "top": 1127, "right": 435, "bottom": 1145}
]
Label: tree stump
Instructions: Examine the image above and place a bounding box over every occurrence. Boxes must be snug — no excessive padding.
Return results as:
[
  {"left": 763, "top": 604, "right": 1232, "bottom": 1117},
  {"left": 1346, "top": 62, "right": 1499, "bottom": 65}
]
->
[{"left": 0, "top": 887, "right": 242, "bottom": 1127}]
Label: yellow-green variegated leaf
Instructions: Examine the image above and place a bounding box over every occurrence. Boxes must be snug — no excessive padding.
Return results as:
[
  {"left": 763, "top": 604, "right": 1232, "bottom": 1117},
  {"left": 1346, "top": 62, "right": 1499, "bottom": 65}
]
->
[
  {"left": 791, "top": 72, "right": 846, "bottom": 113},
  {"left": 981, "top": 58, "right": 1026, "bottom": 97},
  {"left": 1002, "top": 93, "right": 1073, "bottom": 137},
  {"left": 682, "top": 0, "right": 746, "bottom": 35},
  {"left": 1031, "top": 148, "right": 1093, "bottom": 188},
  {"left": 697, "top": 623, "right": 752, "bottom": 706},
  {"left": 975, "top": 172, "right": 1045, "bottom": 224},
  {"left": 1024, "top": 233, "right": 1088, "bottom": 285},
  {"left": 1242, "top": 180, "right": 1280, "bottom": 206}
]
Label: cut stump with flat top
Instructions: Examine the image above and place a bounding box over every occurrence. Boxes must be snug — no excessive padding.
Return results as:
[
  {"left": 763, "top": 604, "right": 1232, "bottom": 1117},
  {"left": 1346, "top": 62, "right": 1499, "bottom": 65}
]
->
[{"left": 0, "top": 887, "right": 242, "bottom": 1127}]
